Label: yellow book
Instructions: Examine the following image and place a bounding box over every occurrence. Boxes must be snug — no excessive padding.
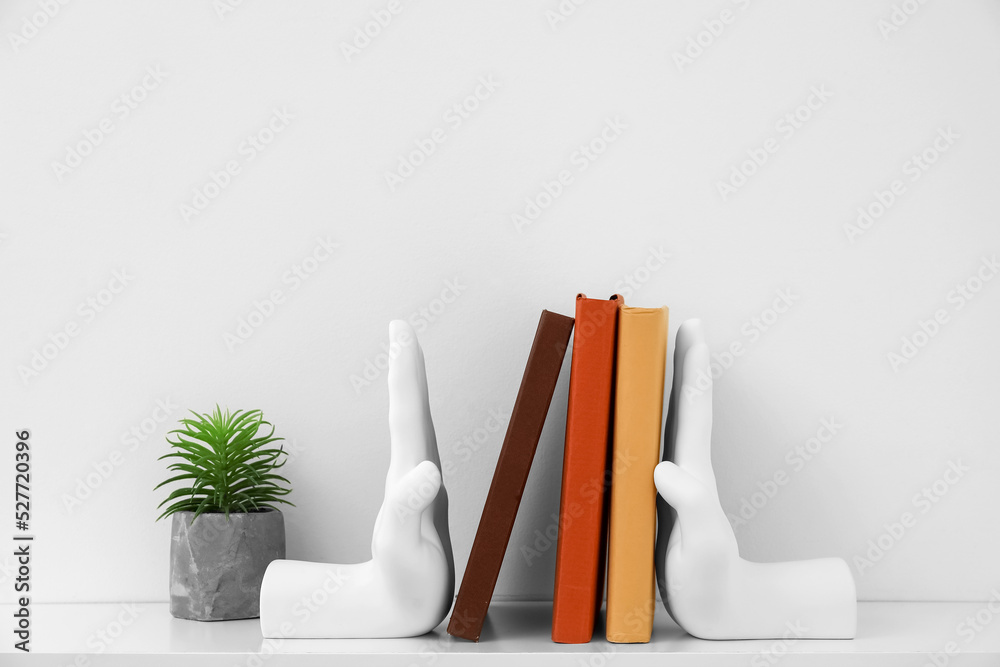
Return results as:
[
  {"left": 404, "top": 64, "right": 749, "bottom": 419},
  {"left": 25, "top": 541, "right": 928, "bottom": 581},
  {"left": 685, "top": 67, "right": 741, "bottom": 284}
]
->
[{"left": 605, "top": 306, "right": 667, "bottom": 643}]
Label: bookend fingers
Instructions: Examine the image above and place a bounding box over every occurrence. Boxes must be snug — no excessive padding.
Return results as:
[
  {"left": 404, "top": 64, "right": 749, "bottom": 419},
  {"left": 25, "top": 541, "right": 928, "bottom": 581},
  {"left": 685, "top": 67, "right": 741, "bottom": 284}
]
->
[
  {"left": 373, "top": 461, "right": 442, "bottom": 560},
  {"left": 655, "top": 320, "right": 857, "bottom": 640},
  {"left": 386, "top": 320, "right": 437, "bottom": 481},
  {"left": 383, "top": 319, "right": 456, "bottom": 601},
  {"left": 653, "top": 461, "right": 704, "bottom": 543},
  {"left": 259, "top": 322, "right": 455, "bottom": 639},
  {"left": 673, "top": 334, "right": 716, "bottom": 492}
]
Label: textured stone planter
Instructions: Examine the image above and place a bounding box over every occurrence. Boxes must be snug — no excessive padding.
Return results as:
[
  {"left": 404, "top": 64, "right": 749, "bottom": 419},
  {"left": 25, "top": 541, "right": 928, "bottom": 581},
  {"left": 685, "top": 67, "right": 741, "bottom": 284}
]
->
[{"left": 170, "top": 509, "right": 285, "bottom": 621}]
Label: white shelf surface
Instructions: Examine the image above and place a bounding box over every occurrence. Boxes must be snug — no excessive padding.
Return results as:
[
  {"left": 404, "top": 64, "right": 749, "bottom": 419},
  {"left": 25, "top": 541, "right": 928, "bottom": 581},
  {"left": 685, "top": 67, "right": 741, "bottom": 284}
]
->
[{"left": 2, "top": 601, "right": 999, "bottom": 666}]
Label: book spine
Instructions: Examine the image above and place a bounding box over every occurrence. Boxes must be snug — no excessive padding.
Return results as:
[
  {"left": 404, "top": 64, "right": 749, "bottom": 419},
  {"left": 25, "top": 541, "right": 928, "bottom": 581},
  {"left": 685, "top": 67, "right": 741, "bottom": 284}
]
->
[
  {"left": 605, "top": 306, "right": 668, "bottom": 643},
  {"left": 551, "top": 295, "right": 622, "bottom": 643},
  {"left": 448, "top": 309, "right": 575, "bottom": 642}
]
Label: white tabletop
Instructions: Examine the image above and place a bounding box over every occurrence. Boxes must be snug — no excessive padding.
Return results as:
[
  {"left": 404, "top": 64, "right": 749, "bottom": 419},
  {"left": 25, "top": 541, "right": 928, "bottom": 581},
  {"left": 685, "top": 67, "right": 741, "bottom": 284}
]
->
[{"left": 2, "top": 600, "right": 998, "bottom": 666}]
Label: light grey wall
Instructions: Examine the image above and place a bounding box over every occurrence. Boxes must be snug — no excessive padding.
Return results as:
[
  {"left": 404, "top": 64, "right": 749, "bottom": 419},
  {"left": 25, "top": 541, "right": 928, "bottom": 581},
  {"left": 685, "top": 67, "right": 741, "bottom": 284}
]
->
[{"left": 1, "top": 0, "right": 998, "bottom": 604}]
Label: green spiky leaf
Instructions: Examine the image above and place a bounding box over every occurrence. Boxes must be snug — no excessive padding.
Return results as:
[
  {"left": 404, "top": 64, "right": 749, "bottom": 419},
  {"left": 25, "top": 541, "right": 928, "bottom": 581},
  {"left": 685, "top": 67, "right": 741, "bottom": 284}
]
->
[{"left": 154, "top": 405, "right": 293, "bottom": 523}]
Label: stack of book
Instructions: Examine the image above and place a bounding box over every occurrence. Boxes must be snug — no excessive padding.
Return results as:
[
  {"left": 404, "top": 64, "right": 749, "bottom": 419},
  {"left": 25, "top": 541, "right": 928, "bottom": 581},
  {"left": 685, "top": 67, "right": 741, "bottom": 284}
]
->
[{"left": 447, "top": 295, "right": 669, "bottom": 644}]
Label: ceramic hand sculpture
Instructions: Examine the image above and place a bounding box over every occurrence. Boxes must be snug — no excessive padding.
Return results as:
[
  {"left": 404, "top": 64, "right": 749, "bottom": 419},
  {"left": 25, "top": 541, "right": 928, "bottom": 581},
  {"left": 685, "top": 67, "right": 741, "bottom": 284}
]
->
[
  {"left": 259, "top": 320, "right": 454, "bottom": 638},
  {"left": 654, "top": 319, "right": 857, "bottom": 640}
]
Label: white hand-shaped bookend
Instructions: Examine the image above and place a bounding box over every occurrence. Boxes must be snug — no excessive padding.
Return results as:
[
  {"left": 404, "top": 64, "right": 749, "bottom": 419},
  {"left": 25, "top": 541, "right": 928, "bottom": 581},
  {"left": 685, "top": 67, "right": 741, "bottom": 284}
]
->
[
  {"left": 259, "top": 320, "right": 455, "bottom": 638},
  {"left": 654, "top": 319, "right": 857, "bottom": 640}
]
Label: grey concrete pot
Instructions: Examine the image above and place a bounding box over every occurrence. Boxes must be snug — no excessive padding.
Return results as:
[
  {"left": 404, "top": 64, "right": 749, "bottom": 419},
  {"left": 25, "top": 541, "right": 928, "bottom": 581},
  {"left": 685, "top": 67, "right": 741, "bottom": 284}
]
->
[{"left": 169, "top": 509, "right": 285, "bottom": 621}]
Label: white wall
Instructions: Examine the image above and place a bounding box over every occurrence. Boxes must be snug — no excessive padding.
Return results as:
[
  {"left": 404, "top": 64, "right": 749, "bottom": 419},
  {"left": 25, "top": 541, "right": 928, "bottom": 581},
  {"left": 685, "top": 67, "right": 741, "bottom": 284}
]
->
[{"left": 1, "top": 0, "right": 998, "bottom": 605}]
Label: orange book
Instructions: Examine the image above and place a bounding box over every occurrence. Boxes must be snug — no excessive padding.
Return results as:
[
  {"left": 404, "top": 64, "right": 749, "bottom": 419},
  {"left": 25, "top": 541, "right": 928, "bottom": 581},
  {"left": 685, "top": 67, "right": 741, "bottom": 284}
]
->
[
  {"left": 605, "top": 305, "right": 667, "bottom": 643},
  {"left": 551, "top": 294, "right": 623, "bottom": 643}
]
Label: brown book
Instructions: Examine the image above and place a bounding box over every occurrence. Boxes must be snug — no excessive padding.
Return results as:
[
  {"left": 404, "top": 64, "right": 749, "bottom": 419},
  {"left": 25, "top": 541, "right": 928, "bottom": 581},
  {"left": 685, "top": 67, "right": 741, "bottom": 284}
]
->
[
  {"left": 447, "top": 310, "right": 575, "bottom": 642},
  {"left": 551, "top": 294, "right": 623, "bottom": 643}
]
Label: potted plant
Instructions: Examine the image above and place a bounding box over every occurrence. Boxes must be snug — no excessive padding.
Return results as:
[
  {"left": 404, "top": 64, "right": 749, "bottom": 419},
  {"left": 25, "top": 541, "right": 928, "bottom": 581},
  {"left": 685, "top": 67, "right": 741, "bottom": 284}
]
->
[{"left": 155, "top": 406, "right": 293, "bottom": 621}]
